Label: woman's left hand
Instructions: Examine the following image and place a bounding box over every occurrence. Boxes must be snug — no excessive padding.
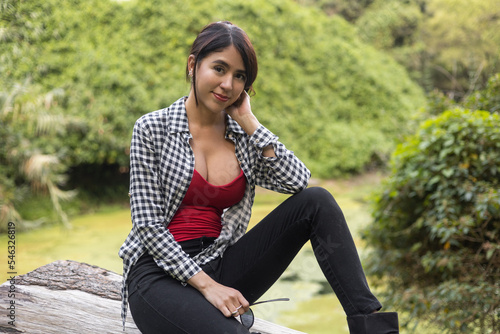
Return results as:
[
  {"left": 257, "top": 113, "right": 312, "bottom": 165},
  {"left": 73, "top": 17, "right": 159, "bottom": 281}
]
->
[{"left": 187, "top": 270, "right": 250, "bottom": 318}]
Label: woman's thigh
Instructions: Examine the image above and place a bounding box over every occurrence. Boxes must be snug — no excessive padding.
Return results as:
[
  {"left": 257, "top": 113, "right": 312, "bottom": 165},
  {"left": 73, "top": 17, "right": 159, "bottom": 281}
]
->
[
  {"left": 128, "top": 259, "right": 250, "bottom": 334},
  {"left": 216, "top": 187, "right": 380, "bottom": 316},
  {"left": 214, "top": 189, "right": 317, "bottom": 302}
]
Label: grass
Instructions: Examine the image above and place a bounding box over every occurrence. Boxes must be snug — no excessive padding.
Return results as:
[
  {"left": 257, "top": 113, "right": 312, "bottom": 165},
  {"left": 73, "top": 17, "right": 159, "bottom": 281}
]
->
[{"left": 0, "top": 172, "right": 386, "bottom": 333}]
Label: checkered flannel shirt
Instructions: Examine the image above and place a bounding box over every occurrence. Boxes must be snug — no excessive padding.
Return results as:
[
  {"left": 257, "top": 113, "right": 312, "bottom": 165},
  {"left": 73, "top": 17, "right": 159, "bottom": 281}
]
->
[{"left": 118, "top": 97, "right": 310, "bottom": 328}]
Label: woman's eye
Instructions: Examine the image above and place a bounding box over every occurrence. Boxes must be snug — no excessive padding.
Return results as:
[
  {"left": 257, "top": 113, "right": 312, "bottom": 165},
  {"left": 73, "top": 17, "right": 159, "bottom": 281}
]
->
[
  {"left": 236, "top": 73, "right": 247, "bottom": 81},
  {"left": 214, "top": 66, "right": 224, "bottom": 73}
]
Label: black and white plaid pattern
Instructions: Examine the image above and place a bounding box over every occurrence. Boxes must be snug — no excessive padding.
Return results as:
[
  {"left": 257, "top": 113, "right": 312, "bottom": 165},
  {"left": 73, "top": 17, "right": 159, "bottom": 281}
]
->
[{"left": 119, "top": 97, "right": 311, "bottom": 328}]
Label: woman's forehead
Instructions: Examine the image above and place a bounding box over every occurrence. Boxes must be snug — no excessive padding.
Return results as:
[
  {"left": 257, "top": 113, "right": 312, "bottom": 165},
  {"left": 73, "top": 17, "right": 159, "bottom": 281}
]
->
[{"left": 201, "top": 45, "right": 245, "bottom": 71}]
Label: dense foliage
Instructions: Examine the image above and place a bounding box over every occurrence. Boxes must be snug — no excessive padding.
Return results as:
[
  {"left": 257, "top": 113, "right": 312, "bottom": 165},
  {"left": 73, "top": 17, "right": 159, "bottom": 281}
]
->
[
  {"left": 295, "top": 0, "right": 375, "bottom": 22},
  {"left": 362, "top": 76, "right": 500, "bottom": 333},
  {"left": 299, "top": 0, "right": 500, "bottom": 102},
  {"left": 1, "top": 0, "right": 425, "bottom": 227},
  {"left": 355, "top": 0, "right": 500, "bottom": 101}
]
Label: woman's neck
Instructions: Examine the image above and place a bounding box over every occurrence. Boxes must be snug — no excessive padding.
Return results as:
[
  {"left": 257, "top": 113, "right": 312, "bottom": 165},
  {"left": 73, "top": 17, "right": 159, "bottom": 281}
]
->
[{"left": 185, "top": 91, "right": 226, "bottom": 128}]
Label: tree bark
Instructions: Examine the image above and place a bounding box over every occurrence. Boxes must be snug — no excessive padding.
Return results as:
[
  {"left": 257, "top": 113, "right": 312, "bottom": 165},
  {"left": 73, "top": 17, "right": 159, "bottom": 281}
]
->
[{"left": 0, "top": 260, "right": 305, "bottom": 334}]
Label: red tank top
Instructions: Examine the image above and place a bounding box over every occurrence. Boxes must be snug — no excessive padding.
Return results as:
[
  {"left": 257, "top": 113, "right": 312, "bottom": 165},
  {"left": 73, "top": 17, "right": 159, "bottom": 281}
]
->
[{"left": 168, "top": 169, "right": 246, "bottom": 242}]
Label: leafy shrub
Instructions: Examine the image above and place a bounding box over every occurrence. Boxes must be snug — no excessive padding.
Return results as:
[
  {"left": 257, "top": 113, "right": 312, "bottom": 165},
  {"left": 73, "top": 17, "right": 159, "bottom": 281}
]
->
[
  {"left": 362, "top": 108, "right": 500, "bottom": 333},
  {"left": 354, "top": 0, "right": 500, "bottom": 101},
  {"left": 0, "top": 83, "right": 79, "bottom": 230},
  {"left": 464, "top": 73, "right": 500, "bottom": 114},
  {"left": 1, "top": 0, "right": 426, "bottom": 225},
  {"left": 1, "top": 0, "right": 424, "bottom": 176},
  {"left": 422, "top": 73, "right": 500, "bottom": 119}
]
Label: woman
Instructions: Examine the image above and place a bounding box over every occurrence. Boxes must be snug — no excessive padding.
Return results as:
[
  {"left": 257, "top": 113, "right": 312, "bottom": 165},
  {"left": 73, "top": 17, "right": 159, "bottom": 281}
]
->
[{"left": 119, "top": 21, "right": 399, "bottom": 334}]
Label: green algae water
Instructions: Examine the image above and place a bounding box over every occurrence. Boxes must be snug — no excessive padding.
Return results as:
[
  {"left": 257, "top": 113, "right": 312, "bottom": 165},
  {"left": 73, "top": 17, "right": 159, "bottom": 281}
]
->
[
  {"left": 0, "top": 175, "right": 383, "bottom": 334},
  {"left": 0, "top": 207, "right": 131, "bottom": 281}
]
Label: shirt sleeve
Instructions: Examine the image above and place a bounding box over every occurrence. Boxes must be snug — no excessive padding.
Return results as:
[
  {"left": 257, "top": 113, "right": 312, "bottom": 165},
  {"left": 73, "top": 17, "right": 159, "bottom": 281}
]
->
[
  {"left": 129, "top": 120, "right": 201, "bottom": 283},
  {"left": 249, "top": 124, "right": 311, "bottom": 194}
]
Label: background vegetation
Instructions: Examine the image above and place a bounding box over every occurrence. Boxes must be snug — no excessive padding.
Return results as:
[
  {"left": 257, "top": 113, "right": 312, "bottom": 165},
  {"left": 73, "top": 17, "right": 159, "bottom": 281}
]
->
[
  {"left": 1, "top": 0, "right": 426, "bottom": 228},
  {"left": 299, "top": 0, "right": 500, "bottom": 101},
  {"left": 362, "top": 76, "right": 499, "bottom": 333},
  {"left": 1, "top": 0, "right": 499, "bottom": 333}
]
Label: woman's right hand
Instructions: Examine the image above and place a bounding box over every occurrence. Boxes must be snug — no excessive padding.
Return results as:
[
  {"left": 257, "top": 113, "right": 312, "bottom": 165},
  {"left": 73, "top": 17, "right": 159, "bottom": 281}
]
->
[{"left": 187, "top": 270, "right": 250, "bottom": 317}]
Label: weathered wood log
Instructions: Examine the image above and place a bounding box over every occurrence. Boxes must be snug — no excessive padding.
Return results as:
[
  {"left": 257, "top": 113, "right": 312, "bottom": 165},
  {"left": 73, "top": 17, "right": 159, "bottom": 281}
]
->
[{"left": 0, "top": 260, "right": 306, "bottom": 334}]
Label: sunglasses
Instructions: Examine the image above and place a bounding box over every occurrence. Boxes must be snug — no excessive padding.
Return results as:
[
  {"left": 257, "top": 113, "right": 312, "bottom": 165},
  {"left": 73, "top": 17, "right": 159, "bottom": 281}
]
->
[{"left": 239, "top": 298, "right": 290, "bottom": 330}]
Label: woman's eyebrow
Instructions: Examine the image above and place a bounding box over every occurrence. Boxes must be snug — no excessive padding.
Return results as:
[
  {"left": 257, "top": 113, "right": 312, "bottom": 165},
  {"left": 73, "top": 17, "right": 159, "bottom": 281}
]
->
[{"left": 212, "top": 60, "right": 245, "bottom": 74}]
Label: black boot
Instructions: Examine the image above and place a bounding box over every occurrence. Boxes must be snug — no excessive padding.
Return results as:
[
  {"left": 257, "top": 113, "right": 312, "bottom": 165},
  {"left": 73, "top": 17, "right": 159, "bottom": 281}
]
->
[{"left": 346, "top": 312, "right": 399, "bottom": 334}]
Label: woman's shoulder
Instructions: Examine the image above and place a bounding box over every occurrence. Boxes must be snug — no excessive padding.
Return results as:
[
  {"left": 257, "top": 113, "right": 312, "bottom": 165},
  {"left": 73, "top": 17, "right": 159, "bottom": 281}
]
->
[{"left": 135, "top": 97, "right": 187, "bottom": 130}]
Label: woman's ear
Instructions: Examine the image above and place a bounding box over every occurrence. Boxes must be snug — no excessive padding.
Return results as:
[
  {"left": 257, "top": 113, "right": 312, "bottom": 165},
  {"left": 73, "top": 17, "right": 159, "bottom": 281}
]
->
[{"left": 188, "top": 55, "right": 196, "bottom": 74}]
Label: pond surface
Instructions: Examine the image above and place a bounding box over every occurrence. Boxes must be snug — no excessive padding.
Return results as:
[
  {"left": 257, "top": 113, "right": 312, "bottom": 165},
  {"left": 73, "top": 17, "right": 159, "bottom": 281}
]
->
[{"left": 1, "top": 175, "right": 383, "bottom": 333}]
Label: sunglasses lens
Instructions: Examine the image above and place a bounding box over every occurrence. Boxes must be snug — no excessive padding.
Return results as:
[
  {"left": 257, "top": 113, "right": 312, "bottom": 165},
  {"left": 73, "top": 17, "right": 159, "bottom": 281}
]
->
[{"left": 240, "top": 309, "right": 254, "bottom": 329}]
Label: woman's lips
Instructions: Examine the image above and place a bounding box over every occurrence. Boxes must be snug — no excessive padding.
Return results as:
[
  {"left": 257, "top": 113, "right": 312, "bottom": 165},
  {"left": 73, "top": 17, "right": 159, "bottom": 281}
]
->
[{"left": 213, "top": 92, "right": 229, "bottom": 102}]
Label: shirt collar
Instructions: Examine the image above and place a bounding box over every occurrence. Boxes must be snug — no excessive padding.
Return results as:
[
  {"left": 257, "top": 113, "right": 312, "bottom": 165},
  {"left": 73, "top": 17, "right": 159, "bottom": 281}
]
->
[
  {"left": 225, "top": 114, "right": 246, "bottom": 136},
  {"left": 167, "top": 97, "right": 190, "bottom": 134},
  {"left": 167, "top": 96, "right": 245, "bottom": 136}
]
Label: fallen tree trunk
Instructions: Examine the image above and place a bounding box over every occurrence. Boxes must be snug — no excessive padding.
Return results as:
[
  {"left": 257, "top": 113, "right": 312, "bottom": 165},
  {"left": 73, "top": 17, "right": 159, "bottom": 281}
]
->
[{"left": 0, "top": 260, "right": 305, "bottom": 334}]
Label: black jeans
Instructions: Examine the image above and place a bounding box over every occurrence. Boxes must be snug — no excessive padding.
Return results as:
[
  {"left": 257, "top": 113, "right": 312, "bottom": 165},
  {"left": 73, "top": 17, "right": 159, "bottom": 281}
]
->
[{"left": 128, "top": 187, "right": 382, "bottom": 334}]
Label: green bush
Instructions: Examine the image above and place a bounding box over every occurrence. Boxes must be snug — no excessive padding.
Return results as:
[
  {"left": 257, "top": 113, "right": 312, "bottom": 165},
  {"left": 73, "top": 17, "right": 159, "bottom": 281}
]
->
[
  {"left": 1, "top": 0, "right": 425, "bottom": 226},
  {"left": 464, "top": 73, "right": 500, "bottom": 114},
  {"left": 0, "top": 83, "right": 80, "bottom": 231},
  {"left": 354, "top": 0, "right": 500, "bottom": 101},
  {"left": 1, "top": 0, "right": 424, "bottom": 175},
  {"left": 362, "top": 108, "right": 500, "bottom": 333}
]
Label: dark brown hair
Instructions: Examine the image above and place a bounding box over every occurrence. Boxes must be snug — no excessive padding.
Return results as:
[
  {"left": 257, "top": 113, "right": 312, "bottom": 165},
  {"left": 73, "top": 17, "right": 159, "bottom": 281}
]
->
[{"left": 187, "top": 21, "right": 258, "bottom": 104}]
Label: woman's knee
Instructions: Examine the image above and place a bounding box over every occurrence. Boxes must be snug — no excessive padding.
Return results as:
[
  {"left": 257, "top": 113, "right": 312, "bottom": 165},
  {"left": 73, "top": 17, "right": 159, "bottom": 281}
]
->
[
  {"left": 299, "top": 187, "right": 337, "bottom": 207},
  {"left": 297, "top": 187, "right": 345, "bottom": 224}
]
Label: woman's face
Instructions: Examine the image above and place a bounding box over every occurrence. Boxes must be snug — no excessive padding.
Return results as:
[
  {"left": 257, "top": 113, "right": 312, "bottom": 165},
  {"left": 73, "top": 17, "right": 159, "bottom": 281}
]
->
[{"left": 189, "top": 45, "right": 247, "bottom": 114}]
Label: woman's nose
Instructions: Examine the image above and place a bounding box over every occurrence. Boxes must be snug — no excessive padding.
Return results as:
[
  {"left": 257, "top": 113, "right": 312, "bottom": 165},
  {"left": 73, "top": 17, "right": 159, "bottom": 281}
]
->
[{"left": 219, "top": 74, "right": 233, "bottom": 90}]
